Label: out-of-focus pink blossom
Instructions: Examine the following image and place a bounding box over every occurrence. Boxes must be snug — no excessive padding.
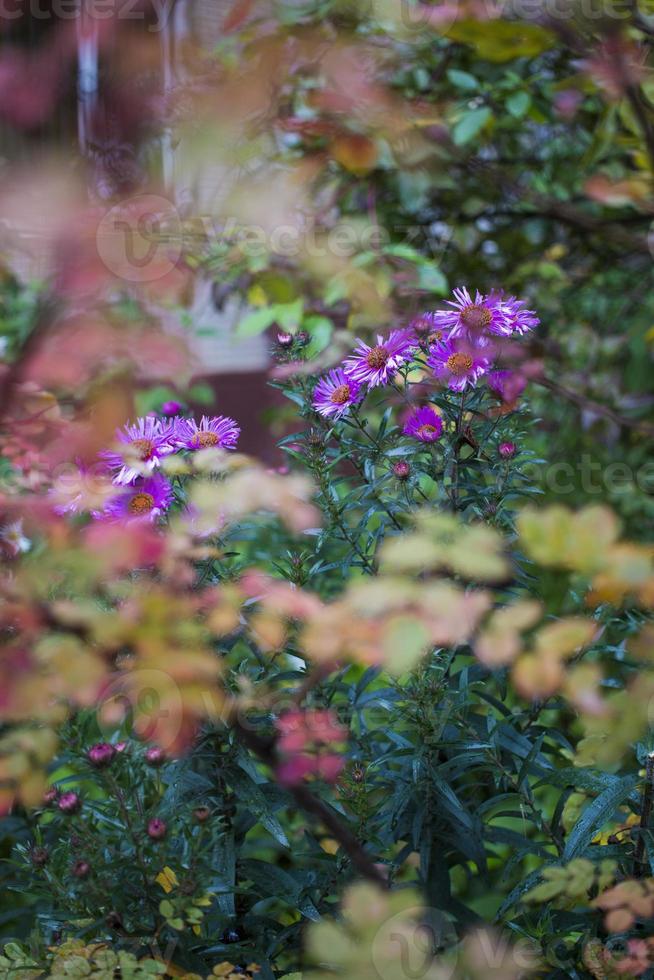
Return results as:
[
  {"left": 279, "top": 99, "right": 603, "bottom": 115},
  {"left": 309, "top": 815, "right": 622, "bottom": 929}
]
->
[{"left": 275, "top": 709, "right": 347, "bottom": 786}]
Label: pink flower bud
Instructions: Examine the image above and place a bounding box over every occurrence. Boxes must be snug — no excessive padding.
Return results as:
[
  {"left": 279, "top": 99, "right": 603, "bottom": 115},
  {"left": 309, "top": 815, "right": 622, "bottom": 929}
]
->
[
  {"left": 392, "top": 461, "right": 411, "bottom": 480},
  {"left": 161, "top": 400, "right": 182, "bottom": 417},
  {"left": 87, "top": 743, "right": 116, "bottom": 768},
  {"left": 499, "top": 442, "right": 517, "bottom": 459},
  {"left": 72, "top": 860, "right": 91, "bottom": 878},
  {"left": 144, "top": 746, "right": 166, "bottom": 767},
  {"left": 147, "top": 818, "right": 167, "bottom": 840},
  {"left": 58, "top": 792, "right": 81, "bottom": 815},
  {"left": 43, "top": 788, "right": 58, "bottom": 806}
]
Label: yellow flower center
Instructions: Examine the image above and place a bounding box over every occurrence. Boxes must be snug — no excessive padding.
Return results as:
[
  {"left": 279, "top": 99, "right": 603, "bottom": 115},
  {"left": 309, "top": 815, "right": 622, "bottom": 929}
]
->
[
  {"left": 460, "top": 304, "right": 491, "bottom": 331},
  {"left": 417, "top": 424, "right": 439, "bottom": 438},
  {"left": 193, "top": 431, "right": 220, "bottom": 448},
  {"left": 131, "top": 438, "right": 154, "bottom": 461},
  {"left": 366, "top": 346, "right": 390, "bottom": 369},
  {"left": 428, "top": 331, "right": 443, "bottom": 344},
  {"left": 128, "top": 492, "right": 155, "bottom": 515},
  {"left": 330, "top": 384, "right": 351, "bottom": 405},
  {"left": 446, "top": 352, "right": 473, "bottom": 376}
]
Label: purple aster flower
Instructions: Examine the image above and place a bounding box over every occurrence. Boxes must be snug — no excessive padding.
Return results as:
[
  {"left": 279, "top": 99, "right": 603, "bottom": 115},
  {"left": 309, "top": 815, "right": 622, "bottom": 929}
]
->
[
  {"left": 101, "top": 417, "right": 175, "bottom": 486},
  {"left": 487, "top": 370, "right": 527, "bottom": 403},
  {"left": 403, "top": 406, "right": 444, "bottom": 443},
  {"left": 313, "top": 369, "right": 362, "bottom": 419},
  {"left": 343, "top": 330, "right": 417, "bottom": 388},
  {"left": 432, "top": 287, "right": 508, "bottom": 338},
  {"left": 498, "top": 296, "right": 540, "bottom": 335},
  {"left": 101, "top": 473, "right": 174, "bottom": 523},
  {"left": 174, "top": 415, "right": 240, "bottom": 452},
  {"left": 428, "top": 335, "right": 491, "bottom": 391}
]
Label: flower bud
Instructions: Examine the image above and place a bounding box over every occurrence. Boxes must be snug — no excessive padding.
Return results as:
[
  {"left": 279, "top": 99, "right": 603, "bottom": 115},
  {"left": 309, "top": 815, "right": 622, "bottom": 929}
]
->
[
  {"left": 392, "top": 461, "right": 411, "bottom": 480},
  {"left": 161, "top": 400, "right": 182, "bottom": 417},
  {"left": 499, "top": 441, "right": 517, "bottom": 459},
  {"left": 144, "top": 746, "right": 166, "bottom": 767},
  {"left": 351, "top": 764, "right": 365, "bottom": 783},
  {"left": 58, "top": 792, "right": 81, "bottom": 815},
  {"left": 43, "top": 787, "right": 58, "bottom": 806},
  {"left": 193, "top": 806, "right": 211, "bottom": 824},
  {"left": 106, "top": 911, "right": 123, "bottom": 930},
  {"left": 411, "top": 314, "right": 433, "bottom": 337},
  {"left": 87, "top": 742, "right": 116, "bottom": 769},
  {"left": 72, "top": 860, "right": 91, "bottom": 878},
  {"left": 276, "top": 332, "right": 293, "bottom": 349},
  {"left": 147, "top": 818, "right": 167, "bottom": 840},
  {"left": 30, "top": 846, "right": 49, "bottom": 867}
]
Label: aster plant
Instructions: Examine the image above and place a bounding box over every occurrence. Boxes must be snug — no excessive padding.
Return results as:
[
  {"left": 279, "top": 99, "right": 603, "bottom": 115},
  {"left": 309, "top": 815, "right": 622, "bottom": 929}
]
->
[{"left": 285, "top": 286, "right": 541, "bottom": 567}]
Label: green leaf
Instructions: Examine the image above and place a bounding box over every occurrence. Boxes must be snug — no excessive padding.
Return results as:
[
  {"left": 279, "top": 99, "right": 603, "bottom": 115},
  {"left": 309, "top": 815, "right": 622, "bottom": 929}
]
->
[
  {"left": 446, "top": 69, "right": 479, "bottom": 91},
  {"left": 563, "top": 774, "right": 640, "bottom": 860},
  {"left": 303, "top": 315, "right": 333, "bottom": 358},
  {"left": 275, "top": 298, "right": 304, "bottom": 330},
  {"left": 452, "top": 107, "right": 492, "bottom": 146},
  {"left": 417, "top": 263, "right": 448, "bottom": 294},
  {"left": 236, "top": 306, "right": 277, "bottom": 337},
  {"left": 382, "top": 616, "right": 430, "bottom": 674},
  {"left": 506, "top": 91, "right": 531, "bottom": 118},
  {"left": 445, "top": 18, "right": 555, "bottom": 62}
]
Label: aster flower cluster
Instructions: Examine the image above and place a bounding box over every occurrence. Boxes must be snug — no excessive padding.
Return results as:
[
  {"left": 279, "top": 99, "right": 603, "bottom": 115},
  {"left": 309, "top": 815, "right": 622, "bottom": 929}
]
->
[
  {"left": 62, "top": 412, "right": 240, "bottom": 524},
  {"left": 312, "top": 286, "right": 538, "bottom": 441}
]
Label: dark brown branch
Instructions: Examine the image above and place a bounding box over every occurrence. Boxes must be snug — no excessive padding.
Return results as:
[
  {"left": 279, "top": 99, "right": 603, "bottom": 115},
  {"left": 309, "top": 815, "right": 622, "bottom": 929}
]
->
[
  {"left": 535, "top": 376, "right": 654, "bottom": 436},
  {"left": 232, "top": 718, "right": 388, "bottom": 888}
]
